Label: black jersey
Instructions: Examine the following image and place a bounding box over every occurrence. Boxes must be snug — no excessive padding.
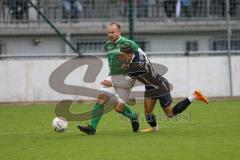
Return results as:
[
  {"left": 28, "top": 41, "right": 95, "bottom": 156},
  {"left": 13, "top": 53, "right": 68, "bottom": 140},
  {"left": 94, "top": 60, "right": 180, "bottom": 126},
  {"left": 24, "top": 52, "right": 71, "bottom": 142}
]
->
[{"left": 127, "top": 52, "right": 171, "bottom": 99}]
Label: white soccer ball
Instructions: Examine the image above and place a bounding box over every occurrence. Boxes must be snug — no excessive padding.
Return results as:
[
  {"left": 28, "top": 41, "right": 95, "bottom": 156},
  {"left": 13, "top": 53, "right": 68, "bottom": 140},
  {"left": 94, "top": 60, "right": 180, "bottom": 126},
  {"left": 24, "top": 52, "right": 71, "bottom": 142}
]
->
[{"left": 52, "top": 117, "right": 68, "bottom": 133}]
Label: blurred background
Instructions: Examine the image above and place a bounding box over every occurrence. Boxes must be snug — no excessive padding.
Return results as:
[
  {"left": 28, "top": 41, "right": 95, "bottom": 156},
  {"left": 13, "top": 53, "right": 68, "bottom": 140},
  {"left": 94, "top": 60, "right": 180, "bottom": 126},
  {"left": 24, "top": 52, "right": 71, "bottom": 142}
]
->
[{"left": 0, "top": 0, "right": 239, "bottom": 102}]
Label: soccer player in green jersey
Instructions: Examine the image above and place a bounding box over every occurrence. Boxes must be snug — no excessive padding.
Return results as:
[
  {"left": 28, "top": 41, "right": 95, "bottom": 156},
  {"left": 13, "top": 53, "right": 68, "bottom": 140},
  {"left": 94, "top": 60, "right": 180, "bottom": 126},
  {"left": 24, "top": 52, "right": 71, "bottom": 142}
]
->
[{"left": 77, "top": 22, "right": 142, "bottom": 135}]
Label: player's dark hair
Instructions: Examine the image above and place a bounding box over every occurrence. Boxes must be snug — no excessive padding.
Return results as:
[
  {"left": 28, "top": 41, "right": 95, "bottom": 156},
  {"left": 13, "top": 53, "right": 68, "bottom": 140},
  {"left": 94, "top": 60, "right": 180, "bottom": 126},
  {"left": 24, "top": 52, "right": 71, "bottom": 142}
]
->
[{"left": 120, "top": 41, "right": 133, "bottom": 53}]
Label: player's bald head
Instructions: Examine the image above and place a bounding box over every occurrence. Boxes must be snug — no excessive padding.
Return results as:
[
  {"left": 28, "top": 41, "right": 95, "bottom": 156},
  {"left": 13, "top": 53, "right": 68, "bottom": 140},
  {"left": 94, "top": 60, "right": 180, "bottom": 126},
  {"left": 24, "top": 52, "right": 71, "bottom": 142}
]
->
[
  {"left": 107, "top": 22, "right": 121, "bottom": 42},
  {"left": 107, "top": 22, "right": 121, "bottom": 31}
]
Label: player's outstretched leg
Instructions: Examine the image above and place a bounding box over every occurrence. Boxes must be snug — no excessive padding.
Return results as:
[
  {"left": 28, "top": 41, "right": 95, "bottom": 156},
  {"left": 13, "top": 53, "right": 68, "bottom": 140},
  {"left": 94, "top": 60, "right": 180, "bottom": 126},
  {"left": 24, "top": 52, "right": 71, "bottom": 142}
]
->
[
  {"left": 193, "top": 90, "right": 209, "bottom": 104},
  {"left": 165, "top": 90, "right": 208, "bottom": 118},
  {"left": 77, "top": 103, "right": 104, "bottom": 135}
]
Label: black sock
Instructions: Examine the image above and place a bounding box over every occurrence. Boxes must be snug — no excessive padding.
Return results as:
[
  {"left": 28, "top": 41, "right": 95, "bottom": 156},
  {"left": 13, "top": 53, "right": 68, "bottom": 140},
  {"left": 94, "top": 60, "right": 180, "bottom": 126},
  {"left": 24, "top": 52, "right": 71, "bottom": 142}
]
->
[
  {"left": 172, "top": 98, "right": 191, "bottom": 115},
  {"left": 145, "top": 113, "right": 157, "bottom": 127}
]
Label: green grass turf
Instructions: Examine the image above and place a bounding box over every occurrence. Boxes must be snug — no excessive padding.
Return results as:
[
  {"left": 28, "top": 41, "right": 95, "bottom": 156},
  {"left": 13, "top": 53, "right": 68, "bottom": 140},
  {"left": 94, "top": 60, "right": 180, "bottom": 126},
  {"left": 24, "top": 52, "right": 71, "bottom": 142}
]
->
[{"left": 0, "top": 99, "right": 240, "bottom": 160}]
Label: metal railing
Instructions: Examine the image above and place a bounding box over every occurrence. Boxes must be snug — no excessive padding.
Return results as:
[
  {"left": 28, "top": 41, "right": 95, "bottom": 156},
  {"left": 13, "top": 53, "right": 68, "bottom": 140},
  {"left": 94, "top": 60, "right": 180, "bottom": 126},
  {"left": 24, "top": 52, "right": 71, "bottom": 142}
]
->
[
  {"left": 1, "top": 50, "right": 240, "bottom": 60},
  {"left": 0, "top": 0, "right": 240, "bottom": 24}
]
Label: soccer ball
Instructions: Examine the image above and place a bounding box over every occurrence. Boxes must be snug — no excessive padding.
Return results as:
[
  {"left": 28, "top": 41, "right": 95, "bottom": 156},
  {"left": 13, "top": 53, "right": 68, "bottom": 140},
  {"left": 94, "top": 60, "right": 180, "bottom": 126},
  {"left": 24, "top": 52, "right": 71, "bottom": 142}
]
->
[{"left": 52, "top": 117, "right": 68, "bottom": 133}]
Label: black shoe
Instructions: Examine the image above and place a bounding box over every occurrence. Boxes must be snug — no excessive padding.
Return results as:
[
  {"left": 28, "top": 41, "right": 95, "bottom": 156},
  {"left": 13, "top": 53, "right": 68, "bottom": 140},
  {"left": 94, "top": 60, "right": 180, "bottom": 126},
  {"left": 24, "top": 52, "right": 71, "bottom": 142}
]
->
[
  {"left": 77, "top": 124, "right": 96, "bottom": 135},
  {"left": 130, "top": 115, "right": 139, "bottom": 132}
]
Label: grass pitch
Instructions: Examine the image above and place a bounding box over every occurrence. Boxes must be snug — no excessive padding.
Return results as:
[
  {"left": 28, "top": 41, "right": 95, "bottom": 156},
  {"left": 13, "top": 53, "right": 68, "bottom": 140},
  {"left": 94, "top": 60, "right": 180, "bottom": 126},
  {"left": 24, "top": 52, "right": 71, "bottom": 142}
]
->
[{"left": 0, "top": 99, "right": 239, "bottom": 160}]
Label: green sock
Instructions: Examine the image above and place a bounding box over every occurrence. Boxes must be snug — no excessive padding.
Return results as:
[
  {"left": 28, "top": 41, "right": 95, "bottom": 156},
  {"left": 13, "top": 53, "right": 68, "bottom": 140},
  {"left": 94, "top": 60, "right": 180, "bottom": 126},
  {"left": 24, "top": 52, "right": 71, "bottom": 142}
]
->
[
  {"left": 121, "top": 104, "right": 137, "bottom": 119},
  {"left": 90, "top": 103, "right": 104, "bottom": 130}
]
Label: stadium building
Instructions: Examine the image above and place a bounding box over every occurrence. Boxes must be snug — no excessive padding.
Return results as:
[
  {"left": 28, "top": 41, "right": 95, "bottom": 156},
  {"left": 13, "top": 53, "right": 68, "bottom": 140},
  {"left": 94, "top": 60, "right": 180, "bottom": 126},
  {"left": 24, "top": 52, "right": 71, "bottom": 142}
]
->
[{"left": 0, "top": 0, "right": 240, "bottom": 102}]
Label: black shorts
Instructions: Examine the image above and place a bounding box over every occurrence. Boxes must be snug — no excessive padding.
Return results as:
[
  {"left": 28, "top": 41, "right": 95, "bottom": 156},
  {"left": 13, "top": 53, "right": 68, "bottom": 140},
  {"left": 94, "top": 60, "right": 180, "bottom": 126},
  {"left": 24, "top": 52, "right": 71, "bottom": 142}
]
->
[{"left": 145, "top": 86, "right": 172, "bottom": 108}]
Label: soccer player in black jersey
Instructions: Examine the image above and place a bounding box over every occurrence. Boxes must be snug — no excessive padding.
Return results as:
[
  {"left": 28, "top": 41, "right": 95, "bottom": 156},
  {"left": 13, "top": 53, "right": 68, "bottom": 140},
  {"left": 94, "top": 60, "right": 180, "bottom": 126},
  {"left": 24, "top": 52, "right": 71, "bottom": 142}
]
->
[{"left": 119, "top": 42, "right": 209, "bottom": 132}]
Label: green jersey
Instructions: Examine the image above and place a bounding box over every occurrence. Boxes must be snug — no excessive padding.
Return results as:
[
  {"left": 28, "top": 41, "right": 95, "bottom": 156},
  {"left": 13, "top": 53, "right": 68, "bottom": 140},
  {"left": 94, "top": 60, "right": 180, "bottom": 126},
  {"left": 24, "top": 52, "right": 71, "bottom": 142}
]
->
[{"left": 104, "top": 36, "right": 139, "bottom": 75}]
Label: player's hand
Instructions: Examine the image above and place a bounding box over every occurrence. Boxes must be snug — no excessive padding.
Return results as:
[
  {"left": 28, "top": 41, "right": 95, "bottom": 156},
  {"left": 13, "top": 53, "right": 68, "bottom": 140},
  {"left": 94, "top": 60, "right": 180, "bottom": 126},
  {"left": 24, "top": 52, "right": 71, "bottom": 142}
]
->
[
  {"left": 119, "top": 52, "right": 133, "bottom": 63},
  {"left": 100, "top": 79, "right": 112, "bottom": 87},
  {"left": 122, "top": 63, "right": 129, "bottom": 71}
]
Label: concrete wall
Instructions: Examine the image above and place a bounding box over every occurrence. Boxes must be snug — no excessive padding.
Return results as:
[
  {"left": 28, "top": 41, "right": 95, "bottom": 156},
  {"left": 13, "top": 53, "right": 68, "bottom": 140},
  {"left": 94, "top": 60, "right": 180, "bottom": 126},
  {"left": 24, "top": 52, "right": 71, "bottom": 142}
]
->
[
  {"left": 1, "top": 37, "right": 64, "bottom": 55},
  {"left": 148, "top": 35, "right": 211, "bottom": 53},
  {"left": 0, "top": 33, "right": 224, "bottom": 55},
  {"left": 0, "top": 56, "right": 239, "bottom": 102}
]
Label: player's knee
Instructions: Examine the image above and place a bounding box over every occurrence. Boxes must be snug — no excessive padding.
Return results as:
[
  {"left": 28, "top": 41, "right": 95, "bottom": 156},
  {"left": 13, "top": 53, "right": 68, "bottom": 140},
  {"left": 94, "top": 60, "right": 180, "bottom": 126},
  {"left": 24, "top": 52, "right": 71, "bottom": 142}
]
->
[
  {"left": 166, "top": 113, "right": 175, "bottom": 118},
  {"left": 114, "top": 107, "right": 122, "bottom": 113},
  {"left": 163, "top": 106, "right": 175, "bottom": 118},
  {"left": 97, "top": 94, "right": 109, "bottom": 104},
  {"left": 114, "top": 103, "right": 124, "bottom": 113}
]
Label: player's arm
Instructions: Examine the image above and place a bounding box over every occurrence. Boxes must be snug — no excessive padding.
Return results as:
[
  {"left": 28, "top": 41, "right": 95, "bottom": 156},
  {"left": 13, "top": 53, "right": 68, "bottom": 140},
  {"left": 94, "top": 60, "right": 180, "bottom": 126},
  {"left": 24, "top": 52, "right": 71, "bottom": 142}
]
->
[
  {"left": 137, "top": 48, "right": 147, "bottom": 56},
  {"left": 129, "top": 39, "right": 147, "bottom": 57}
]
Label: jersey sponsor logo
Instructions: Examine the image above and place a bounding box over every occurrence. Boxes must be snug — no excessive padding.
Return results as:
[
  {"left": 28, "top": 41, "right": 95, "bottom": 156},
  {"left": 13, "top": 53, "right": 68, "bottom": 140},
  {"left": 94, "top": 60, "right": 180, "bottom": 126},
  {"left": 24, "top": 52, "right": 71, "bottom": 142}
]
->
[{"left": 104, "top": 42, "right": 117, "bottom": 52}]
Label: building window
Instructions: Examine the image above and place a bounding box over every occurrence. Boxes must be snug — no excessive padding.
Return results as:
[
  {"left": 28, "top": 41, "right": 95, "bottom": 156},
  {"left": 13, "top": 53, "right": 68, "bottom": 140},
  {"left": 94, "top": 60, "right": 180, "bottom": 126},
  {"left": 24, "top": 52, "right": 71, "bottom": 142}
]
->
[
  {"left": 231, "top": 39, "right": 240, "bottom": 50},
  {"left": 186, "top": 41, "right": 198, "bottom": 52},
  {"left": 210, "top": 38, "right": 240, "bottom": 51},
  {"left": 0, "top": 43, "right": 6, "bottom": 55},
  {"left": 76, "top": 41, "right": 105, "bottom": 54},
  {"left": 0, "top": 44, "right": 2, "bottom": 55}
]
